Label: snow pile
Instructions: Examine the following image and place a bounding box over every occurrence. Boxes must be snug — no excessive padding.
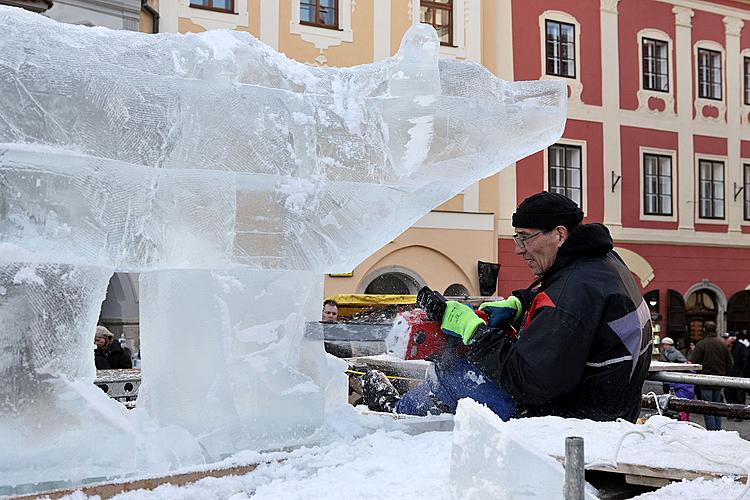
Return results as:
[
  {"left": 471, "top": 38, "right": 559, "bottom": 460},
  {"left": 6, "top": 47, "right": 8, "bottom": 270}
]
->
[
  {"left": 633, "top": 476, "right": 748, "bottom": 499},
  {"left": 494, "top": 412, "right": 750, "bottom": 476},
  {"left": 54, "top": 404, "right": 749, "bottom": 500}
]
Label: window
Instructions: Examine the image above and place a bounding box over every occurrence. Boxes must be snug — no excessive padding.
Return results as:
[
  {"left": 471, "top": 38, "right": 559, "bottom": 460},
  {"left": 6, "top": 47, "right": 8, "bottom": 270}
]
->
[
  {"left": 642, "top": 38, "right": 669, "bottom": 92},
  {"left": 643, "top": 154, "right": 672, "bottom": 216},
  {"left": 548, "top": 144, "right": 582, "bottom": 206},
  {"left": 300, "top": 0, "right": 338, "bottom": 29},
  {"left": 420, "top": 1, "right": 453, "bottom": 46},
  {"left": 545, "top": 20, "right": 575, "bottom": 78},
  {"left": 698, "top": 159, "right": 724, "bottom": 219},
  {"left": 745, "top": 57, "right": 750, "bottom": 105},
  {"left": 189, "top": 0, "right": 234, "bottom": 13},
  {"left": 697, "top": 48, "right": 722, "bottom": 100},
  {"left": 745, "top": 164, "right": 750, "bottom": 221}
]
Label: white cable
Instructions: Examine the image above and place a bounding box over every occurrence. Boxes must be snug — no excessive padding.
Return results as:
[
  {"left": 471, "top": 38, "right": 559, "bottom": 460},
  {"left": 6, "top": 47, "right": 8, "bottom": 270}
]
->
[{"left": 645, "top": 391, "right": 663, "bottom": 416}]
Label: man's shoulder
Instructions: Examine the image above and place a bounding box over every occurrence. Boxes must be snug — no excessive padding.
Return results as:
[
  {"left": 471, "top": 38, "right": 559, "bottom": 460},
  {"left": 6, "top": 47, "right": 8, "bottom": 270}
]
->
[{"left": 550, "top": 253, "right": 631, "bottom": 301}]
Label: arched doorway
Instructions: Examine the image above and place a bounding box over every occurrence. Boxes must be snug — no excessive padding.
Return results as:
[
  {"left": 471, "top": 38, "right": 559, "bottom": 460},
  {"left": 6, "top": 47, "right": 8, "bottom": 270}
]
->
[
  {"left": 444, "top": 283, "right": 470, "bottom": 297},
  {"left": 98, "top": 272, "right": 140, "bottom": 352},
  {"left": 363, "top": 270, "right": 423, "bottom": 295},
  {"left": 685, "top": 289, "right": 718, "bottom": 343},
  {"left": 727, "top": 290, "right": 750, "bottom": 333},
  {"left": 666, "top": 289, "right": 688, "bottom": 350}
]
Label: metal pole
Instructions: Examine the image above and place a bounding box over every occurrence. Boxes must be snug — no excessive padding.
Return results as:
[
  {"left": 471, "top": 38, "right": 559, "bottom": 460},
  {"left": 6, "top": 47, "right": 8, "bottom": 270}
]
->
[
  {"left": 564, "top": 436, "right": 585, "bottom": 500},
  {"left": 647, "top": 371, "right": 750, "bottom": 390},
  {"left": 641, "top": 395, "right": 750, "bottom": 419}
]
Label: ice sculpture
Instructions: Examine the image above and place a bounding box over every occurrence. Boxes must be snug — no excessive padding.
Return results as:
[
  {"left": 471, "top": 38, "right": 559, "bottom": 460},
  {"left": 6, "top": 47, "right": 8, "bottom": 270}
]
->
[{"left": 0, "top": 5, "right": 566, "bottom": 492}]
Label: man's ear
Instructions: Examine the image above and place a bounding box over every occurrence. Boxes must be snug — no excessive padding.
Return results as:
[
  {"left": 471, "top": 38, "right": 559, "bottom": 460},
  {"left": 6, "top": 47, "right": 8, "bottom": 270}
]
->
[{"left": 555, "top": 226, "right": 569, "bottom": 247}]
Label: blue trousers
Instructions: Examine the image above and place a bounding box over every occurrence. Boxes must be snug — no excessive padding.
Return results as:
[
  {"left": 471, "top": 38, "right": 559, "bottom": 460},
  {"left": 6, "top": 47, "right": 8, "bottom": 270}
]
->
[
  {"left": 699, "top": 386, "right": 723, "bottom": 430},
  {"left": 395, "top": 357, "right": 516, "bottom": 421}
]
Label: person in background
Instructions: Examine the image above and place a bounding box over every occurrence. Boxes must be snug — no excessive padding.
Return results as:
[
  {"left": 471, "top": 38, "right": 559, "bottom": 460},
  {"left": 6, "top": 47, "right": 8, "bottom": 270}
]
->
[
  {"left": 688, "top": 321, "right": 732, "bottom": 430},
  {"left": 322, "top": 299, "right": 339, "bottom": 323},
  {"left": 659, "top": 337, "right": 687, "bottom": 363},
  {"left": 724, "top": 333, "right": 748, "bottom": 410},
  {"left": 94, "top": 328, "right": 111, "bottom": 369},
  {"left": 97, "top": 325, "right": 132, "bottom": 369},
  {"left": 658, "top": 337, "right": 694, "bottom": 421}
]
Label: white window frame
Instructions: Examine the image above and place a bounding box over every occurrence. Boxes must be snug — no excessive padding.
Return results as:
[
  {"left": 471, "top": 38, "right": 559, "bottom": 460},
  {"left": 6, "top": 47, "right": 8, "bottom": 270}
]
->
[
  {"left": 178, "top": 0, "right": 248, "bottom": 30},
  {"left": 637, "top": 29, "right": 675, "bottom": 116},
  {"left": 694, "top": 154, "right": 727, "bottom": 224},
  {"left": 741, "top": 49, "right": 750, "bottom": 126},
  {"left": 693, "top": 41, "right": 726, "bottom": 123},
  {"left": 290, "top": 0, "right": 353, "bottom": 51},
  {"left": 410, "top": 0, "right": 468, "bottom": 60},
  {"left": 543, "top": 139, "right": 588, "bottom": 212},
  {"left": 639, "top": 147, "right": 677, "bottom": 222},
  {"left": 539, "top": 10, "right": 582, "bottom": 105}
]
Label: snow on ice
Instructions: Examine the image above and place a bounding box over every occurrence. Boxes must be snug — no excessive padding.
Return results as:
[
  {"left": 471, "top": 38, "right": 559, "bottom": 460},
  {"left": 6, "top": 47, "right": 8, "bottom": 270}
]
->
[{"left": 57, "top": 401, "right": 749, "bottom": 499}]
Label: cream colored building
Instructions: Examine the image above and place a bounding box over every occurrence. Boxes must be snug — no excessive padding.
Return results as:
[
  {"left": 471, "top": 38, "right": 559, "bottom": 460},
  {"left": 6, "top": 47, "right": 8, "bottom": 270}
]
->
[{"left": 150, "top": 0, "right": 509, "bottom": 298}]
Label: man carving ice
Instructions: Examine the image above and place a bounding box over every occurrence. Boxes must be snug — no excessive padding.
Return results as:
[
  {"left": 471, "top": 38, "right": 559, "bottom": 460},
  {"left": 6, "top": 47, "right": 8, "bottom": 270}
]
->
[{"left": 363, "top": 192, "right": 652, "bottom": 422}]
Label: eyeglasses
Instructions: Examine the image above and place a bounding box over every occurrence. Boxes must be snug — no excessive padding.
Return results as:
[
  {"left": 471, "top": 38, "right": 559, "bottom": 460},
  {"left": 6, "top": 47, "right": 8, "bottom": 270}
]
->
[{"left": 512, "top": 230, "right": 548, "bottom": 248}]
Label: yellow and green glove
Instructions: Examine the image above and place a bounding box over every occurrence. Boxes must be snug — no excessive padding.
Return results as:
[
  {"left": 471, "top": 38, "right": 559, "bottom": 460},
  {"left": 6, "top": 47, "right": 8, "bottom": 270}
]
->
[
  {"left": 478, "top": 296, "right": 523, "bottom": 329},
  {"left": 440, "top": 301, "right": 486, "bottom": 345}
]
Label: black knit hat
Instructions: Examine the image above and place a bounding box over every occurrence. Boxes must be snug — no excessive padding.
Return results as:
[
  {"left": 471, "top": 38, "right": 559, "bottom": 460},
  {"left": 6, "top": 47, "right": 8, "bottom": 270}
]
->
[{"left": 512, "top": 191, "right": 584, "bottom": 230}]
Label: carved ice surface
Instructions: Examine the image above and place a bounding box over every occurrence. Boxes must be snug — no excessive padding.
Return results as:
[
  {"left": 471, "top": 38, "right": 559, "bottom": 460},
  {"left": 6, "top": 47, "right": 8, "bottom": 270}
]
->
[{"left": 0, "top": 5, "right": 565, "bottom": 492}]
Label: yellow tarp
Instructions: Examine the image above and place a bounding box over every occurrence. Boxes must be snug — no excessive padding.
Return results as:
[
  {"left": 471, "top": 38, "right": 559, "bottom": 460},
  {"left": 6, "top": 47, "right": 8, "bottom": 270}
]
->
[{"left": 326, "top": 294, "right": 416, "bottom": 318}]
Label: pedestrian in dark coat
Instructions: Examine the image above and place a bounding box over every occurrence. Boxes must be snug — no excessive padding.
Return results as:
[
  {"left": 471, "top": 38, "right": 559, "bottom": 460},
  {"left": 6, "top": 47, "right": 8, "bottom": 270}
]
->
[
  {"left": 689, "top": 322, "right": 733, "bottom": 430},
  {"left": 94, "top": 327, "right": 111, "bottom": 369},
  {"left": 97, "top": 325, "right": 132, "bottom": 369},
  {"left": 725, "top": 335, "right": 747, "bottom": 405}
]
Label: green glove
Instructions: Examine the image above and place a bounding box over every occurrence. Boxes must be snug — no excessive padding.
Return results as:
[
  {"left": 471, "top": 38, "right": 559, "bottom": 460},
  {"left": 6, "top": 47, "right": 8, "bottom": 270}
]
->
[
  {"left": 478, "top": 296, "right": 523, "bottom": 328},
  {"left": 440, "top": 301, "right": 486, "bottom": 345}
]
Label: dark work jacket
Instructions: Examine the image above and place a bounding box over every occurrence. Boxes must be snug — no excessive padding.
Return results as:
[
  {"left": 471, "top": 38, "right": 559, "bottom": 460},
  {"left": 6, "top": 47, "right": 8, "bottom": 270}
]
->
[
  {"left": 105, "top": 340, "right": 132, "bottom": 369},
  {"left": 468, "top": 223, "right": 653, "bottom": 422}
]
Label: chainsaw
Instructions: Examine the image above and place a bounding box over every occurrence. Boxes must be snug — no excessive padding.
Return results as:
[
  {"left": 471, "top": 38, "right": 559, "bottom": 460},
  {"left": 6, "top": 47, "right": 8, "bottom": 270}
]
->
[{"left": 384, "top": 287, "right": 493, "bottom": 361}]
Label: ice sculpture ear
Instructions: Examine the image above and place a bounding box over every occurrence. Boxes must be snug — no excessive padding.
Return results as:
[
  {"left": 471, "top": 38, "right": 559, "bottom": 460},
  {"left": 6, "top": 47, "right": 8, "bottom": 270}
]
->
[{"left": 388, "top": 23, "right": 441, "bottom": 98}]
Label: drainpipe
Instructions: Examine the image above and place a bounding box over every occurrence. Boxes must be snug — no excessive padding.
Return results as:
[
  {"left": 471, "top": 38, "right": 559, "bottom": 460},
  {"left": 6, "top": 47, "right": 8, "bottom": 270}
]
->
[{"left": 140, "top": 0, "right": 159, "bottom": 33}]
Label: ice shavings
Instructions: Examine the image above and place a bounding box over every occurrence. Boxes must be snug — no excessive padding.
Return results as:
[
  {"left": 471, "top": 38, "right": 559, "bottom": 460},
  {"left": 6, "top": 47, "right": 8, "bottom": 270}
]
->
[{"left": 12, "top": 265, "right": 43, "bottom": 285}]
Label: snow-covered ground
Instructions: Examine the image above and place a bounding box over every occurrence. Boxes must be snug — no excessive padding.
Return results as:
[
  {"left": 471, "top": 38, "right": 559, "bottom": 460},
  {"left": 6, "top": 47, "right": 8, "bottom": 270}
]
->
[{"left": 57, "top": 401, "right": 750, "bottom": 500}]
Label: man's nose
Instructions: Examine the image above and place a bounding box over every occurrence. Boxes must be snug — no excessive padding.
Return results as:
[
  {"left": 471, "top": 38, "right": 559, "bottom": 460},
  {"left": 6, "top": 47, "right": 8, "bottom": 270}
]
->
[{"left": 513, "top": 243, "right": 524, "bottom": 256}]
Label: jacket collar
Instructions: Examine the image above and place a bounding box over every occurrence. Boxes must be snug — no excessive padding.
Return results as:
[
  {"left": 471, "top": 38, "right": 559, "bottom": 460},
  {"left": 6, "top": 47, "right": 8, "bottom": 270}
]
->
[{"left": 530, "top": 223, "right": 614, "bottom": 289}]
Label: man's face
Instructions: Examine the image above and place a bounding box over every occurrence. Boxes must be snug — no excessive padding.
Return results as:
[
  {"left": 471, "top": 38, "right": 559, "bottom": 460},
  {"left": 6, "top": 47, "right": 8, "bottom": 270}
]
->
[
  {"left": 322, "top": 304, "right": 338, "bottom": 323},
  {"left": 513, "top": 226, "right": 566, "bottom": 276},
  {"left": 95, "top": 337, "right": 107, "bottom": 348},
  {"left": 659, "top": 342, "right": 670, "bottom": 351}
]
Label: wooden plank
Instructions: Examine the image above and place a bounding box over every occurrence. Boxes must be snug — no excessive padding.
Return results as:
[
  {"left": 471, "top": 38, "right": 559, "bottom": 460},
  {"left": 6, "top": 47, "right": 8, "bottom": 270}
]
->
[
  {"left": 12, "top": 463, "right": 265, "bottom": 500},
  {"left": 552, "top": 455, "right": 745, "bottom": 487},
  {"left": 624, "top": 474, "right": 671, "bottom": 488},
  {"left": 648, "top": 361, "right": 702, "bottom": 372}
]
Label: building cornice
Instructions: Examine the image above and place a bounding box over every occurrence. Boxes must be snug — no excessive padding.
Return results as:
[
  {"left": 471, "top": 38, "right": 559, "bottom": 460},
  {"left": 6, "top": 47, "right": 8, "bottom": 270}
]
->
[{"left": 661, "top": 0, "right": 750, "bottom": 21}]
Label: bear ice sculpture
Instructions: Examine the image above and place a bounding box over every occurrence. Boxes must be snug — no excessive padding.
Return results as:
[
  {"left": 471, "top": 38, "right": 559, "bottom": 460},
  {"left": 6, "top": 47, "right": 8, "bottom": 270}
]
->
[{"left": 0, "top": 6, "right": 565, "bottom": 491}]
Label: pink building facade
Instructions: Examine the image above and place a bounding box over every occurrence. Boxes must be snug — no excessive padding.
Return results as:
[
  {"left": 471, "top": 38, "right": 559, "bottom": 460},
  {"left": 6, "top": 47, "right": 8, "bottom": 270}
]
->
[{"left": 497, "top": 0, "right": 750, "bottom": 348}]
